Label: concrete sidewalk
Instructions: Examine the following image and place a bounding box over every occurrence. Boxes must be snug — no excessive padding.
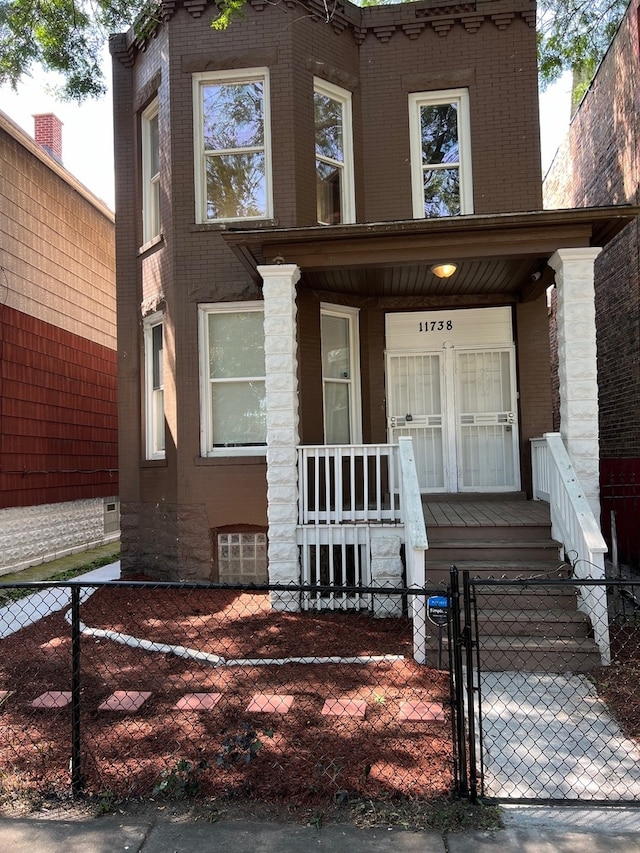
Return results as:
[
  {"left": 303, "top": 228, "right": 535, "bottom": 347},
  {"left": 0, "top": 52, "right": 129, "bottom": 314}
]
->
[{"left": 1, "top": 804, "right": 640, "bottom": 853}]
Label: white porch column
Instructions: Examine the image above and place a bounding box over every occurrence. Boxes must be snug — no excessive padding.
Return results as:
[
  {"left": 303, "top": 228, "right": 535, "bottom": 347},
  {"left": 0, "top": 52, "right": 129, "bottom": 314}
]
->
[
  {"left": 548, "top": 247, "right": 602, "bottom": 519},
  {"left": 258, "top": 263, "right": 301, "bottom": 611}
]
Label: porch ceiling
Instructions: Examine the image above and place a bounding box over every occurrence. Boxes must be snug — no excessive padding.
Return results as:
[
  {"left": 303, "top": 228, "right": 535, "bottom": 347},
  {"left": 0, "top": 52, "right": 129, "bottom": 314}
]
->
[{"left": 222, "top": 206, "right": 639, "bottom": 300}]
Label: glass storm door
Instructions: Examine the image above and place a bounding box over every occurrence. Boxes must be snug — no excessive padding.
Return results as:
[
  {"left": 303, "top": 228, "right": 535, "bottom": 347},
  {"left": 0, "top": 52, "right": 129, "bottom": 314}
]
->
[
  {"left": 386, "top": 353, "right": 445, "bottom": 490},
  {"left": 455, "top": 348, "right": 519, "bottom": 491},
  {"left": 386, "top": 346, "right": 519, "bottom": 492}
]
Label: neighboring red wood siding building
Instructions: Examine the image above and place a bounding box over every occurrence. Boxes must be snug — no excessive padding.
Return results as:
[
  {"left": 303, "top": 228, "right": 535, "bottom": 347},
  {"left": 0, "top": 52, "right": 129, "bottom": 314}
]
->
[{"left": 0, "top": 110, "right": 118, "bottom": 572}]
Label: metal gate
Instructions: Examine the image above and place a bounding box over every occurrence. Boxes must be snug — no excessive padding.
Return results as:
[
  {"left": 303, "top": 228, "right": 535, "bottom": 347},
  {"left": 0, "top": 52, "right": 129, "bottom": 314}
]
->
[{"left": 449, "top": 567, "right": 640, "bottom": 803}]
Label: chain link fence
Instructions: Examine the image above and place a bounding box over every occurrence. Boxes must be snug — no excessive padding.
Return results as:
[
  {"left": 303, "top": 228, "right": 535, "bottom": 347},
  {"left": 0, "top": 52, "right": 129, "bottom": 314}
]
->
[
  {"left": 450, "top": 571, "right": 640, "bottom": 803},
  {"left": 0, "top": 581, "right": 453, "bottom": 805}
]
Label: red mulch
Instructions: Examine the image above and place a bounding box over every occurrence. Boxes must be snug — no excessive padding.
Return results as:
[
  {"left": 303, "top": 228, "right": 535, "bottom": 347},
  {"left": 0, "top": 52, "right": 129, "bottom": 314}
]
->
[
  {"left": 0, "top": 586, "right": 453, "bottom": 806},
  {"left": 592, "top": 621, "right": 640, "bottom": 742}
]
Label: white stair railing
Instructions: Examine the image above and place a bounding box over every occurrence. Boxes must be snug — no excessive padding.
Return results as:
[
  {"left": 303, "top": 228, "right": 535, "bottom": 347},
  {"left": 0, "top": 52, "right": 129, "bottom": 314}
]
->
[
  {"left": 297, "top": 440, "right": 429, "bottom": 662},
  {"left": 531, "top": 432, "right": 610, "bottom": 664},
  {"left": 398, "top": 437, "right": 429, "bottom": 663}
]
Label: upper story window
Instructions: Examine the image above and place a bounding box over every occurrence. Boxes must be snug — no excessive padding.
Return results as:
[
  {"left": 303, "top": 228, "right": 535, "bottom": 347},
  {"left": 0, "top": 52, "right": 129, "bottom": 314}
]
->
[
  {"left": 314, "top": 78, "right": 355, "bottom": 225},
  {"left": 143, "top": 312, "right": 165, "bottom": 459},
  {"left": 408, "top": 88, "right": 473, "bottom": 218},
  {"left": 141, "top": 99, "right": 160, "bottom": 243},
  {"left": 193, "top": 68, "right": 272, "bottom": 223},
  {"left": 199, "top": 302, "right": 266, "bottom": 456}
]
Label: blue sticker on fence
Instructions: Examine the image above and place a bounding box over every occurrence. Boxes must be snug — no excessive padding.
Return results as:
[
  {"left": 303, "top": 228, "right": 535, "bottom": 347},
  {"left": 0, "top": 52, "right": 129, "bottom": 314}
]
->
[{"left": 427, "top": 596, "right": 450, "bottom": 626}]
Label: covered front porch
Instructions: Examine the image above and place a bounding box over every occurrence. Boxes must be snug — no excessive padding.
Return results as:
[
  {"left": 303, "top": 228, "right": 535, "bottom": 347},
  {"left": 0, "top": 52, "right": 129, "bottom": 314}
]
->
[{"left": 223, "top": 208, "right": 638, "bottom": 663}]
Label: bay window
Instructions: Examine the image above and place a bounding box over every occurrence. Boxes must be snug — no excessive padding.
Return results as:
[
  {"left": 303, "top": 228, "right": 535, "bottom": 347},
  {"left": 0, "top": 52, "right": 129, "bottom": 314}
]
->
[
  {"left": 193, "top": 68, "right": 272, "bottom": 223},
  {"left": 199, "top": 303, "right": 266, "bottom": 455},
  {"left": 141, "top": 99, "right": 160, "bottom": 243},
  {"left": 144, "top": 313, "right": 165, "bottom": 459}
]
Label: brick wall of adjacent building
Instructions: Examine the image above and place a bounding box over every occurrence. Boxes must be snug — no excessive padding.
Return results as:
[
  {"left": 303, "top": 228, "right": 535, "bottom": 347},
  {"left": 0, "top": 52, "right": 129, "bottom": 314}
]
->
[
  {"left": 545, "top": 1, "right": 640, "bottom": 461},
  {"left": 544, "top": 1, "right": 640, "bottom": 560}
]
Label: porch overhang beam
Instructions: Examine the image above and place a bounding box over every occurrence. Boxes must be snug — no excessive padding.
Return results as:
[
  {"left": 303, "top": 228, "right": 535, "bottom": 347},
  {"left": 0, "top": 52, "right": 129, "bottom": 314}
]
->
[{"left": 252, "top": 226, "right": 595, "bottom": 271}]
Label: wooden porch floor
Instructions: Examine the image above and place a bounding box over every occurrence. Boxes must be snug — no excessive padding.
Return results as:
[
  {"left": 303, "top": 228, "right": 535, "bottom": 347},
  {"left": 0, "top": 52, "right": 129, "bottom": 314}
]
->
[{"left": 421, "top": 496, "right": 551, "bottom": 528}]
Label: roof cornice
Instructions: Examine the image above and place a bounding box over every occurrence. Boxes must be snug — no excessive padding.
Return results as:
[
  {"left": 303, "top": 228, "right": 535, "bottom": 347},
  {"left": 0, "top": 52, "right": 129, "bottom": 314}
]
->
[{"left": 111, "top": 0, "right": 536, "bottom": 64}]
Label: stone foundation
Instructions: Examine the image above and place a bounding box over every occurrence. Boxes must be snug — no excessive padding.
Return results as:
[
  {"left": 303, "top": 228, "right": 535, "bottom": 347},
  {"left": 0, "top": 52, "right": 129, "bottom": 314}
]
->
[{"left": 119, "top": 501, "right": 212, "bottom": 581}]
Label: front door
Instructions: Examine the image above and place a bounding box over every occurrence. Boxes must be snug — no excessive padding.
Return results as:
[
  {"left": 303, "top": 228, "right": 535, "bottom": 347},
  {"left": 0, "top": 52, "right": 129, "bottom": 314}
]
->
[{"left": 386, "top": 308, "right": 520, "bottom": 493}]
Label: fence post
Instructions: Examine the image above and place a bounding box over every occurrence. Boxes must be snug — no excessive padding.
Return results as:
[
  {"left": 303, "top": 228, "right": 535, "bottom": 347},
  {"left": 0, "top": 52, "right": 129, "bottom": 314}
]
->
[
  {"left": 462, "top": 571, "right": 478, "bottom": 804},
  {"left": 70, "top": 585, "right": 83, "bottom": 795},
  {"left": 449, "top": 565, "right": 468, "bottom": 797}
]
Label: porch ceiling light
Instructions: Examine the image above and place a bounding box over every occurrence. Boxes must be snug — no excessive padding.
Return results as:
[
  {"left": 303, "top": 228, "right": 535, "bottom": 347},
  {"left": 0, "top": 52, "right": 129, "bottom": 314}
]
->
[{"left": 431, "top": 262, "right": 457, "bottom": 279}]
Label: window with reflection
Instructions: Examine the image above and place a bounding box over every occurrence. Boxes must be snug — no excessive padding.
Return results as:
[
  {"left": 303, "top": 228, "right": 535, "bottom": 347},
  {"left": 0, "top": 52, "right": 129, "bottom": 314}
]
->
[
  {"left": 314, "top": 79, "right": 355, "bottom": 225},
  {"left": 193, "top": 69, "right": 272, "bottom": 222},
  {"left": 409, "top": 89, "right": 473, "bottom": 218}
]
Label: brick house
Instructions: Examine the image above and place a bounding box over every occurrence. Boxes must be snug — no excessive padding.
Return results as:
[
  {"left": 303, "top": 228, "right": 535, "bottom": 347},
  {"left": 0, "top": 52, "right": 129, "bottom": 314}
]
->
[
  {"left": 544, "top": 0, "right": 640, "bottom": 566},
  {"left": 110, "top": 0, "right": 636, "bottom": 655},
  {"left": 0, "top": 111, "right": 118, "bottom": 574}
]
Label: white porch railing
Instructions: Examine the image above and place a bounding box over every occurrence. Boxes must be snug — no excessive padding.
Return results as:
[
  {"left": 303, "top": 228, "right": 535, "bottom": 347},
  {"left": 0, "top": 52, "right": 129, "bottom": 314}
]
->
[
  {"left": 531, "top": 432, "right": 610, "bottom": 664},
  {"left": 296, "top": 439, "right": 428, "bottom": 662},
  {"left": 298, "top": 443, "right": 401, "bottom": 524}
]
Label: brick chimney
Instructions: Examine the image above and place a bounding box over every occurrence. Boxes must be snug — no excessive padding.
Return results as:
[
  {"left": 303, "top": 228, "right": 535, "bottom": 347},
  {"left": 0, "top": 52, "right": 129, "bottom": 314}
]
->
[{"left": 33, "top": 113, "right": 63, "bottom": 163}]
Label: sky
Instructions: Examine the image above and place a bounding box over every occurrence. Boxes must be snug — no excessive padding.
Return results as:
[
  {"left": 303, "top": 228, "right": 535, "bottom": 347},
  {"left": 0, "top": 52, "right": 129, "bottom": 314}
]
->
[{"left": 0, "top": 55, "right": 573, "bottom": 214}]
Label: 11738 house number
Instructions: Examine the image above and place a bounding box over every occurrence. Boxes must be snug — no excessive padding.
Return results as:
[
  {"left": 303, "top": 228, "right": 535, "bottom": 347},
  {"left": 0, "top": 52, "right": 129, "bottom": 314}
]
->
[{"left": 419, "top": 319, "right": 453, "bottom": 332}]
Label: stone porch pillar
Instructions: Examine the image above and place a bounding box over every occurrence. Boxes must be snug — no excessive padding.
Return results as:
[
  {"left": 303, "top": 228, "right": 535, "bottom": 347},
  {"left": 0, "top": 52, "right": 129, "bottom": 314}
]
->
[
  {"left": 548, "top": 248, "right": 602, "bottom": 519},
  {"left": 258, "top": 264, "right": 301, "bottom": 611}
]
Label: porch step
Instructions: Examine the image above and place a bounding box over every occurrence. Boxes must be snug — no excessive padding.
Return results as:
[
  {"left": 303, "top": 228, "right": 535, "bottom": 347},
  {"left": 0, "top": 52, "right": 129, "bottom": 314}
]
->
[
  {"left": 422, "top": 498, "right": 601, "bottom": 672},
  {"left": 427, "top": 539, "right": 561, "bottom": 564},
  {"left": 475, "top": 608, "right": 590, "bottom": 637},
  {"left": 425, "top": 560, "right": 567, "bottom": 586},
  {"left": 427, "top": 523, "right": 555, "bottom": 542},
  {"left": 472, "top": 582, "right": 579, "bottom": 611},
  {"left": 475, "top": 637, "right": 602, "bottom": 673}
]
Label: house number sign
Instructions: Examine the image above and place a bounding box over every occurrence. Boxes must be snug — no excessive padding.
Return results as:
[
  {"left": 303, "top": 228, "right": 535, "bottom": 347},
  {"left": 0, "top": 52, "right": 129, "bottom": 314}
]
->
[
  {"left": 386, "top": 307, "right": 513, "bottom": 351},
  {"left": 418, "top": 319, "right": 453, "bottom": 333}
]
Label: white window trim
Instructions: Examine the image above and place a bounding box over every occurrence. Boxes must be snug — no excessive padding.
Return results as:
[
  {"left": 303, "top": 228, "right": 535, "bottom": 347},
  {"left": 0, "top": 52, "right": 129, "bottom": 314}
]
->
[
  {"left": 314, "top": 77, "right": 356, "bottom": 225},
  {"left": 193, "top": 68, "right": 273, "bottom": 224},
  {"left": 408, "top": 87, "right": 473, "bottom": 218},
  {"left": 199, "top": 301, "right": 267, "bottom": 457},
  {"left": 321, "top": 303, "right": 362, "bottom": 444},
  {"left": 141, "top": 99, "right": 160, "bottom": 244},
  {"left": 143, "top": 311, "right": 165, "bottom": 460}
]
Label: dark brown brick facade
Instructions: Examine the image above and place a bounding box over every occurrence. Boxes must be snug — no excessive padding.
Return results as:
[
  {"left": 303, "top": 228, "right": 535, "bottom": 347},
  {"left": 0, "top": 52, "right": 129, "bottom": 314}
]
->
[{"left": 112, "top": 0, "right": 548, "bottom": 579}]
